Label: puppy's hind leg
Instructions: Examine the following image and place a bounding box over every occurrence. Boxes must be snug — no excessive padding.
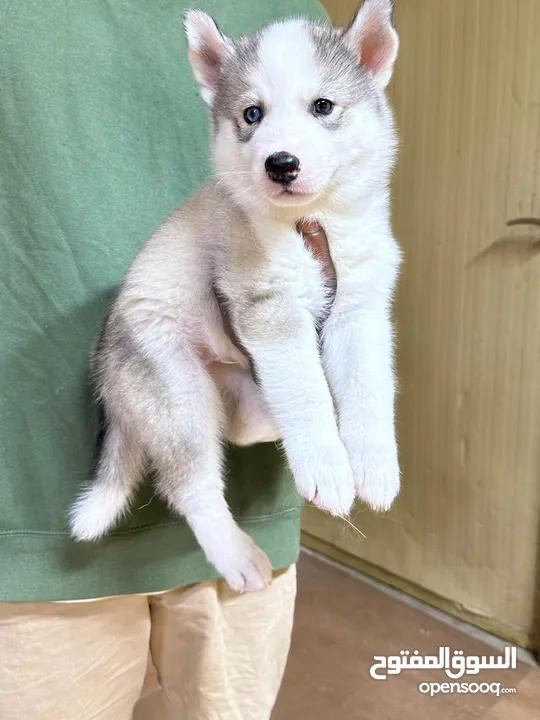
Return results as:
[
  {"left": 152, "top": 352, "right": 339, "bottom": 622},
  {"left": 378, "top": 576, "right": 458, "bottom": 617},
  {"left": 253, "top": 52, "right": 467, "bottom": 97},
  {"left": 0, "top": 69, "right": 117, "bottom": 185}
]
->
[
  {"left": 208, "top": 362, "right": 280, "bottom": 446},
  {"left": 142, "top": 346, "right": 272, "bottom": 593}
]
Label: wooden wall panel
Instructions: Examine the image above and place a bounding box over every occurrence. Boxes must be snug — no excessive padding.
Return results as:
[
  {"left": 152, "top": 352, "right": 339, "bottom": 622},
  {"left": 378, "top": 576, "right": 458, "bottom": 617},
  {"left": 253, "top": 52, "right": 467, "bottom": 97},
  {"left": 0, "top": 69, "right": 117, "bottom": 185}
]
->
[{"left": 310, "top": 0, "right": 540, "bottom": 647}]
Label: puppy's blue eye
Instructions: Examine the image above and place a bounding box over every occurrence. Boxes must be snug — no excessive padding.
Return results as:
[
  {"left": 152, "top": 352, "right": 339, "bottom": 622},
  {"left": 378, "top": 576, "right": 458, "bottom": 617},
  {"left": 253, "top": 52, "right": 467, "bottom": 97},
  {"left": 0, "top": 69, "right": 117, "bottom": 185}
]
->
[
  {"left": 312, "top": 98, "right": 334, "bottom": 116},
  {"left": 244, "top": 106, "right": 263, "bottom": 125}
]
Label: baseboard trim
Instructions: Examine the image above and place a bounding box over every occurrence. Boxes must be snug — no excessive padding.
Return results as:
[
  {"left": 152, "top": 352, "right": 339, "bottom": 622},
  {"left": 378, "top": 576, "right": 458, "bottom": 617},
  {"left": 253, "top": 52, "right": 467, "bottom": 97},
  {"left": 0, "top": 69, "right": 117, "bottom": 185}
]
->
[{"left": 301, "top": 531, "right": 537, "bottom": 658}]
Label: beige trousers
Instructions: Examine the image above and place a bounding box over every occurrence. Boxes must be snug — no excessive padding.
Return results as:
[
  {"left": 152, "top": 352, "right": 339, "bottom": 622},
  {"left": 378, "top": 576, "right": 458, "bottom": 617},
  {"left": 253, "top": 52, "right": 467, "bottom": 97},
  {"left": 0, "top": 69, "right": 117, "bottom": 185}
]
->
[{"left": 0, "top": 565, "right": 296, "bottom": 720}]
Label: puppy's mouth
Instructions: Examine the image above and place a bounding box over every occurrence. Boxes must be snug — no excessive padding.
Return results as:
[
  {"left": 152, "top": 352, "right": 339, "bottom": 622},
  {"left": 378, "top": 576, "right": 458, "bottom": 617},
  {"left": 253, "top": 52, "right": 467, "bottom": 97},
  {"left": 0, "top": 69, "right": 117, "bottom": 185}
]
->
[
  {"left": 269, "top": 188, "right": 317, "bottom": 207},
  {"left": 283, "top": 186, "right": 306, "bottom": 195},
  {"left": 264, "top": 179, "right": 323, "bottom": 205},
  {"left": 261, "top": 171, "right": 330, "bottom": 207},
  {"left": 282, "top": 187, "right": 310, "bottom": 197}
]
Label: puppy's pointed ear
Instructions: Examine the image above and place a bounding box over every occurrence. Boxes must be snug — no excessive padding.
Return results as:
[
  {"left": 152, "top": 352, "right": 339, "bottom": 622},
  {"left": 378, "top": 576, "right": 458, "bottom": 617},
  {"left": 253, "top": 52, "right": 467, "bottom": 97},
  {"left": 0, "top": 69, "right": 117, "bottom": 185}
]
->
[
  {"left": 343, "top": 0, "right": 399, "bottom": 88},
  {"left": 184, "top": 9, "right": 232, "bottom": 105}
]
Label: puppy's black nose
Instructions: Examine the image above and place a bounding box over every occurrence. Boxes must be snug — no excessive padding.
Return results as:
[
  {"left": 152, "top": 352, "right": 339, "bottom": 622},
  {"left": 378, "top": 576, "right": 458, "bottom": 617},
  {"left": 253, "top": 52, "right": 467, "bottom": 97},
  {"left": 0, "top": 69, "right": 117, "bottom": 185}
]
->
[{"left": 265, "top": 152, "right": 300, "bottom": 185}]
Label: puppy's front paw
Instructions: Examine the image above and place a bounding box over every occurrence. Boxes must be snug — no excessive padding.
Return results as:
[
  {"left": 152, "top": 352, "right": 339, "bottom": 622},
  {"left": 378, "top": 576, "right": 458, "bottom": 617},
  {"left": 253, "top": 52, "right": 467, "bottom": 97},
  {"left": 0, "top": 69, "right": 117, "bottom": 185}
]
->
[
  {"left": 293, "top": 446, "right": 355, "bottom": 516},
  {"left": 352, "top": 442, "right": 400, "bottom": 512}
]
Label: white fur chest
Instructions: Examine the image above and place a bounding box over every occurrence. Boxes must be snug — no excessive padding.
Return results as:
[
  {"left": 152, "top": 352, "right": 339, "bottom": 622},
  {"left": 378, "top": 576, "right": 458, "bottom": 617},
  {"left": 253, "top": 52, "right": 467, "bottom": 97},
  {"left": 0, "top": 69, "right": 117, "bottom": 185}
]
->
[{"left": 215, "top": 213, "right": 334, "bottom": 343}]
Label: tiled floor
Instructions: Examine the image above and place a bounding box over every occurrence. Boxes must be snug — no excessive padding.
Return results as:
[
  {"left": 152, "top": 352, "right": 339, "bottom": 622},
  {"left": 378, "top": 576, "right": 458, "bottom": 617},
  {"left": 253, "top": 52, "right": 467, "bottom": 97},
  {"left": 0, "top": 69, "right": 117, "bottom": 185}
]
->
[{"left": 274, "top": 553, "right": 540, "bottom": 720}]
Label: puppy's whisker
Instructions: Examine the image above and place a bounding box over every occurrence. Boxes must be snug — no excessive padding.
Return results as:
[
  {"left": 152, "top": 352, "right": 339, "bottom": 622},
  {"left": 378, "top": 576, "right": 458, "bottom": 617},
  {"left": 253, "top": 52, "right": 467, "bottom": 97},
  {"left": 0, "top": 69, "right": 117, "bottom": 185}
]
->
[
  {"left": 215, "top": 171, "right": 251, "bottom": 182},
  {"left": 215, "top": 173, "right": 252, "bottom": 191},
  {"left": 335, "top": 513, "right": 367, "bottom": 540},
  {"left": 232, "top": 185, "right": 258, "bottom": 202}
]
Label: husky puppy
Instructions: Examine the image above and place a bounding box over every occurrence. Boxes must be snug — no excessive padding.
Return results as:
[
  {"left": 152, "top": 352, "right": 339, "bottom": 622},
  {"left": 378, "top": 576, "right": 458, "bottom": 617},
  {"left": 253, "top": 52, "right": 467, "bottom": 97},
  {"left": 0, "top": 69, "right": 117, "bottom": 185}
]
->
[{"left": 70, "top": 0, "right": 401, "bottom": 592}]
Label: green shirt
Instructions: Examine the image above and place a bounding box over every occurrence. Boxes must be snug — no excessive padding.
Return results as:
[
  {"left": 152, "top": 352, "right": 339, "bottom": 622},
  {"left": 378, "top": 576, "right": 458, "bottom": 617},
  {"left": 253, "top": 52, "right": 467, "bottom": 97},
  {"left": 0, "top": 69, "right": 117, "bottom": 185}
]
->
[{"left": 0, "top": 0, "right": 326, "bottom": 601}]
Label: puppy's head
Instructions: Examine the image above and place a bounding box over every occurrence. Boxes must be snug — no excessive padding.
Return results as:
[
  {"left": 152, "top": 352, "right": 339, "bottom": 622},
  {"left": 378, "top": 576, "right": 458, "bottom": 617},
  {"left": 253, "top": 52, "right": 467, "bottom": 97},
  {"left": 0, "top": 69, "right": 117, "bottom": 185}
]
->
[{"left": 184, "top": 0, "right": 399, "bottom": 213}]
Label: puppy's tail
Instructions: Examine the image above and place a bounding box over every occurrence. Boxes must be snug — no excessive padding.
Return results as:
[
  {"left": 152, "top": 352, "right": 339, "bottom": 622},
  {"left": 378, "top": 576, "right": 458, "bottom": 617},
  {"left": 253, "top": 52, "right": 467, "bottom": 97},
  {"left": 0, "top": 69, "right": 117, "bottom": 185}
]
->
[{"left": 69, "top": 414, "right": 143, "bottom": 542}]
